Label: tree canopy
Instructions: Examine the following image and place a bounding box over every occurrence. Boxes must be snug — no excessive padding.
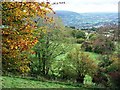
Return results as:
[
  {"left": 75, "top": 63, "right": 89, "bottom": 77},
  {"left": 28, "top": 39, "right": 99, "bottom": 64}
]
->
[{"left": 2, "top": 1, "right": 54, "bottom": 74}]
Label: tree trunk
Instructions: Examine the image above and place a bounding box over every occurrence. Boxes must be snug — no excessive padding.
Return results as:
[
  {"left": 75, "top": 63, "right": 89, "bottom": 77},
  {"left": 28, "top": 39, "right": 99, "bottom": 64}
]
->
[
  {"left": 38, "top": 52, "right": 41, "bottom": 73},
  {"left": 46, "top": 67, "right": 49, "bottom": 75},
  {"left": 76, "top": 74, "right": 84, "bottom": 83},
  {"left": 76, "top": 70, "right": 84, "bottom": 83},
  {"left": 42, "top": 53, "right": 46, "bottom": 75}
]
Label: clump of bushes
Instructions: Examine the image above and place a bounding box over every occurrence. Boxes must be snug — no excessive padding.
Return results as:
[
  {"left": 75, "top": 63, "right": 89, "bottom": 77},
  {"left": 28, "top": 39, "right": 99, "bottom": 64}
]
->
[
  {"left": 81, "top": 41, "right": 93, "bottom": 52},
  {"left": 2, "top": 52, "right": 30, "bottom": 75},
  {"left": 92, "top": 54, "right": 120, "bottom": 88},
  {"left": 83, "top": 75, "right": 95, "bottom": 87},
  {"left": 49, "top": 60, "right": 77, "bottom": 81},
  {"left": 81, "top": 35, "right": 115, "bottom": 54},
  {"left": 55, "top": 48, "right": 98, "bottom": 83},
  {"left": 107, "top": 54, "right": 120, "bottom": 88},
  {"left": 76, "top": 38, "right": 85, "bottom": 44},
  {"left": 71, "top": 30, "right": 86, "bottom": 39},
  {"left": 93, "top": 39, "right": 115, "bottom": 54},
  {"left": 49, "top": 48, "right": 98, "bottom": 83},
  {"left": 92, "top": 55, "right": 112, "bottom": 87}
]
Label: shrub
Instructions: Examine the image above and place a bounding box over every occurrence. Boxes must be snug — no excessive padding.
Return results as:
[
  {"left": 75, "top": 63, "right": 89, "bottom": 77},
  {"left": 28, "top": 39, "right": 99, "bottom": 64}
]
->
[
  {"left": 49, "top": 60, "right": 77, "bottom": 81},
  {"left": 93, "top": 54, "right": 120, "bottom": 87},
  {"left": 92, "top": 37, "right": 115, "bottom": 54},
  {"left": 92, "top": 72, "right": 109, "bottom": 87},
  {"left": 107, "top": 54, "right": 120, "bottom": 88},
  {"left": 108, "top": 54, "right": 120, "bottom": 71},
  {"left": 59, "top": 63, "right": 77, "bottom": 81},
  {"left": 83, "top": 75, "right": 95, "bottom": 87},
  {"left": 98, "top": 55, "right": 113, "bottom": 68},
  {"left": 76, "top": 38, "right": 85, "bottom": 44},
  {"left": 71, "top": 30, "right": 86, "bottom": 39},
  {"left": 108, "top": 71, "right": 120, "bottom": 88},
  {"left": 50, "top": 48, "right": 98, "bottom": 82},
  {"left": 82, "top": 36, "right": 115, "bottom": 54},
  {"left": 75, "top": 31, "right": 86, "bottom": 39},
  {"left": 71, "top": 30, "right": 77, "bottom": 37},
  {"left": 64, "top": 48, "right": 98, "bottom": 83},
  {"left": 81, "top": 41, "right": 93, "bottom": 52},
  {"left": 93, "top": 41, "right": 115, "bottom": 54},
  {"left": 89, "top": 33, "right": 98, "bottom": 41},
  {"left": 49, "top": 61, "right": 62, "bottom": 79},
  {"left": 2, "top": 52, "right": 30, "bottom": 75}
]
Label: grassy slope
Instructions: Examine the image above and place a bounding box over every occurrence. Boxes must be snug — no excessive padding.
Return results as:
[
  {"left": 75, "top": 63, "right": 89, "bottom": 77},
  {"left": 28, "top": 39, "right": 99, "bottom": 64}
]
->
[
  {"left": 2, "top": 76, "right": 81, "bottom": 88},
  {"left": 56, "top": 44, "right": 100, "bottom": 64},
  {"left": 2, "top": 43, "right": 100, "bottom": 88}
]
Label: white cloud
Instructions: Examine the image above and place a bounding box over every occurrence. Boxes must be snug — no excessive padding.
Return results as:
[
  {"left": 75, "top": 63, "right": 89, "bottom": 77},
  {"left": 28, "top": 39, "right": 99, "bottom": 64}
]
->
[{"left": 50, "top": 0, "right": 119, "bottom": 13}]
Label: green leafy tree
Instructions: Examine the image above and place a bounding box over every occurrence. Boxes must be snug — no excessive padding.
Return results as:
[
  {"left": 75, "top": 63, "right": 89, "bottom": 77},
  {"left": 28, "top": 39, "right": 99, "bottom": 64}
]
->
[
  {"left": 30, "top": 17, "right": 71, "bottom": 76},
  {"left": 60, "top": 48, "right": 98, "bottom": 83},
  {"left": 71, "top": 30, "right": 86, "bottom": 39}
]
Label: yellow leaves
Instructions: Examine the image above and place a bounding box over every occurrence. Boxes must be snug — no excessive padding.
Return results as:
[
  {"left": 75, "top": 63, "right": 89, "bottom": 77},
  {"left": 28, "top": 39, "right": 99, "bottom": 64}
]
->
[
  {"left": 2, "top": 47, "right": 9, "bottom": 54},
  {"left": 10, "top": 45, "right": 18, "bottom": 50},
  {"left": 7, "top": 17, "right": 12, "bottom": 22},
  {"left": 26, "top": 24, "right": 30, "bottom": 28},
  {"left": 6, "top": 39, "right": 10, "bottom": 43},
  {"left": 15, "top": 8, "right": 28, "bottom": 17},
  {"left": 16, "top": 32, "right": 20, "bottom": 34},
  {"left": 15, "top": 9, "right": 21, "bottom": 16},
  {"left": 42, "top": 29, "right": 47, "bottom": 34},
  {"left": 34, "top": 39, "right": 38, "bottom": 44},
  {"left": 40, "top": 2, "right": 46, "bottom": 7},
  {"left": 2, "top": 1, "right": 55, "bottom": 74},
  {"left": 20, "top": 65, "right": 30, "bottom": 73},
  {"left": 10, "top": 45, "right": 14, "bottom": 49},
  {"left": 15, "top": 46, "right": 18, "bottom": 49},
  {"left": 25, "top": 25, "right": 32, "bottom": 32}
]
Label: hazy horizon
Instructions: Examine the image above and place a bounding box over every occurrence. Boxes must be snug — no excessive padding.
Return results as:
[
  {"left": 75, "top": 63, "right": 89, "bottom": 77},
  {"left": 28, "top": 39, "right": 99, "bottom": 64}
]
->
[
  {"left": 50, "top": 0, "right": 119, "bottom": 13},
  {"left": 55, "top": 10, "right": 118, "bottom": 14}
]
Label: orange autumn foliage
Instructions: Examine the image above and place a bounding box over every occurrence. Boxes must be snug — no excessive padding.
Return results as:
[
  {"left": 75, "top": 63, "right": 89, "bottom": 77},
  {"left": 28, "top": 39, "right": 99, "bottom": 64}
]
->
[{"left": 2, "top": 1, "right": 54, "bottom": 74}]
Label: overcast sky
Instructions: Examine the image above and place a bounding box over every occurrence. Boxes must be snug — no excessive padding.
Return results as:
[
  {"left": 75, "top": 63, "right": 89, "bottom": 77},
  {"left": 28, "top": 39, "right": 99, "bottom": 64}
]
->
[{"left": 49, "top": 0, "right": 119, "bottom": 13}]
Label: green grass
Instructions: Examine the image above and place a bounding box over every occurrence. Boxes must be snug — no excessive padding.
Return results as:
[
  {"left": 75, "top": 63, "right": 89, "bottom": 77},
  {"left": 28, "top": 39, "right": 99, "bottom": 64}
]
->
[
  {"left": 2, "top": 43, "right": 101, "bottom": 89},
  {"left": 31, "top": 43, "right": 100, "bottom": 63},
  {"left": 2, "top": 76, "right": 81, "bottom": 88},
  {"left": 55, "top": 43, "right": 100, "bottom": 64}
]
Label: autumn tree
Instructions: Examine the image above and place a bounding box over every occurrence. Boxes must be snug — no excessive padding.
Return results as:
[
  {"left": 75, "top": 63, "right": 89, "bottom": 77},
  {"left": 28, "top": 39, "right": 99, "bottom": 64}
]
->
[{"left": 2, "top": 1, "right": 54, "bottom": 74}]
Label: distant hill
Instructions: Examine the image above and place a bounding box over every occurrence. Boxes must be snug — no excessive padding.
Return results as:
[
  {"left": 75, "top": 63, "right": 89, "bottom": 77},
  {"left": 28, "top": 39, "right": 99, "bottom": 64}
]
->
[
  {"left": 55, "top": 10, "right": 118, "bottom": 29},
  {"left": 56, "top": 10, "right": 81, "bottom": 16}
]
